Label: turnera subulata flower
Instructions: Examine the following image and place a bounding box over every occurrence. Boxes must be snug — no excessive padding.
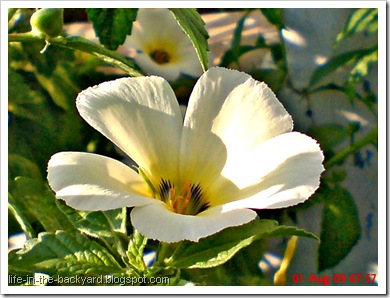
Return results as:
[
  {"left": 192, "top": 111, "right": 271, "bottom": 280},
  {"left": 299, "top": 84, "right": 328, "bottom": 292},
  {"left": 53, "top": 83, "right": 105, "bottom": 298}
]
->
[
  {"left": 124, "top": 8, "right": 203, "bottom": 81},
  {"left": 47, "top": 67, "right": 324, "bottom": 242}
]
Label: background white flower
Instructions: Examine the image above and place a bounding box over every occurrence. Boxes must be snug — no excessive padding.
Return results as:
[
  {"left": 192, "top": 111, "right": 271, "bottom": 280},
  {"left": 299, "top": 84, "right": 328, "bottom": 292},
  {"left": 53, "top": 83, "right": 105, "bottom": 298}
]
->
[
  {"left": 47, "top": 67, "right": 324, "bottom": 243},
  {"left": 124, "top": 9, "right": 203, "bottom": 81}
]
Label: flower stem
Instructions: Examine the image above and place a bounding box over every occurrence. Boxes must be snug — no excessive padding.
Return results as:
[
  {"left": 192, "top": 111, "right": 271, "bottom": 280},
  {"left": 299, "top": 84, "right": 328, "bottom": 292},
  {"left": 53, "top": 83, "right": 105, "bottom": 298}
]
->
[{"left": 155, "top": 242, "right": 177, "bottom": 266}]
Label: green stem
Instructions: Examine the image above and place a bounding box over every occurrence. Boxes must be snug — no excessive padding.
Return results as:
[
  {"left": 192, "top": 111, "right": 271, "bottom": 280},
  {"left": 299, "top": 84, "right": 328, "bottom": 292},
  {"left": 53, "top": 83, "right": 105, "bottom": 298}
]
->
[
  {"left": 8, "top": 32, "right": 143, "bottom": 77},
  {"left": 325, "top": 125, "right": 378, "bottom": 169},
  {"left": 155, "top": 242, "right": 176, "bottom": 267}
]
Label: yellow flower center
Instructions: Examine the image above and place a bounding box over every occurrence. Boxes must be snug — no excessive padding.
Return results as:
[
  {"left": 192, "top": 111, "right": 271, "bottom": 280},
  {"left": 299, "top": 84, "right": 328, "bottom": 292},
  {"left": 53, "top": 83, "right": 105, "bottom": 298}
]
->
[{"left": 159, "top": 179, "right": 209, "bottom": 215}]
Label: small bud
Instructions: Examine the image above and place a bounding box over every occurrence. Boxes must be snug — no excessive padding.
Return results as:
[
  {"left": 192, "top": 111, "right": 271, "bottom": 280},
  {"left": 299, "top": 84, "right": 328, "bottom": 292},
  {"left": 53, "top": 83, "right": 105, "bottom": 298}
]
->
[{"left": 30, "top": 8, "right": 64, "bottom": 38}]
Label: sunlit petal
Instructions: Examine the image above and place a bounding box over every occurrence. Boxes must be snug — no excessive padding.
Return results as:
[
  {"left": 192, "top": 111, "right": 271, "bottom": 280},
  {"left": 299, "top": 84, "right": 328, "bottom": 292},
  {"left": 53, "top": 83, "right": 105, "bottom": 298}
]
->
[
  {"left": 180, "top": 67, "right": 292, "bottom": 191},
  {"left": 131, "top": 203, "right": 257, "bottom": 242},
  {"left": 76, "top": 76, "right": 182, "bottom": 185},
  {"left": 217, "top": 132, "right": 324, "bottom": 211},
  {"left": 47, "top": 152, "right": 156, "bottom": 211}
]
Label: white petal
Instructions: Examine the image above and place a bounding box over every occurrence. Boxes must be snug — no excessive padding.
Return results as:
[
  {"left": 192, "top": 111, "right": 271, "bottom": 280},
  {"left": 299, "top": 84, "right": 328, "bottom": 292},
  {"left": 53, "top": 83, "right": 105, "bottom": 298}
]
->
[
  {"left": 47, "top": 152, "right": 157, "bottom": 211},
  {"left": 76, "top": 76, "right": 183, "bottom": 185},
  {"left": 130, "top": 9, "right": 191, "bottom": 49},
  {"left": 179, "top": 67, "right": 292, "bottom": 191},
  {"left": 217, "top": 132, "right": 324, "bottom": 211},
  {"left": 131, "top": 203, "right": 257, "bottom": 242}
]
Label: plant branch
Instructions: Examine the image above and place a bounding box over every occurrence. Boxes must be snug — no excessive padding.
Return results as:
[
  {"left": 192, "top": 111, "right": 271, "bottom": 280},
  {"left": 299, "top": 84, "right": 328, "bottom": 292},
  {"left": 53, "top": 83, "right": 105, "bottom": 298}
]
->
[
  {"left": 325, "top": 125, "right": 378, "bottom": 169},
  {"left": 8, "top": 32, "right": 143, "bottom": 77}
]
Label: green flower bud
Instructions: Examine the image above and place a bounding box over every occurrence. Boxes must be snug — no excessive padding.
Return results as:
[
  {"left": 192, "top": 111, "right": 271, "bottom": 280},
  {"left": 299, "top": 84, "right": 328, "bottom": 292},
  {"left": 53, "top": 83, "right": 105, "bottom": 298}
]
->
[{"left": 30, "top": 8, "right": 64, "bottom": 37}]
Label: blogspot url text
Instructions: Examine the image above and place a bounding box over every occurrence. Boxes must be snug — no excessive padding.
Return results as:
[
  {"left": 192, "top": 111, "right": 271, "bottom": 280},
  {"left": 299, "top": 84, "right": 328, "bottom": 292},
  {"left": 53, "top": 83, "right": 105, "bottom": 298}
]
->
[{"left": 9, "top": 274, "right": 170, "bottom": 286}]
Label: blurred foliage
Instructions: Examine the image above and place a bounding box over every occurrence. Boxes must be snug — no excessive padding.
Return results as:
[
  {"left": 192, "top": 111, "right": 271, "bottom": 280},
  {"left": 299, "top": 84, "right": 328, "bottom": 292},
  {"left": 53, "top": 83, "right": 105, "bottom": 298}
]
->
[{"left": 8, "top": 7, "right": 378, "bottom": 286}]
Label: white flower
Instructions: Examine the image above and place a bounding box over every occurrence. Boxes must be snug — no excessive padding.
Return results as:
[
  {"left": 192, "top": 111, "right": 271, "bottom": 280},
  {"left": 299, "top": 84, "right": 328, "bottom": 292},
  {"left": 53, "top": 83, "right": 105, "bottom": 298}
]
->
[
  {"left": 124, "top": 8, "right": 203, "bottom": 81},
  {"left": 47, "top": 67, "right": 324, "bottom": 243}
]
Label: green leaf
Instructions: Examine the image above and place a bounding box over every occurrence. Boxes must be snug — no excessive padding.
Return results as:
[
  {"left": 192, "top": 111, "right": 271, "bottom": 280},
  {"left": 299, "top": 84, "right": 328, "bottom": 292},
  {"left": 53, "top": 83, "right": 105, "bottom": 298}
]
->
[
  {"left": 318, "top": 187, "right": 361, "bottom": 271},
  {"left": 56, "top": 201, "right": 126, "bottom": 242},
  {"left": 348, "top": 47, "right": 378, "bottom": 81},
  {"left": 307, "top": 124, "right": 348, "bottom": 157},
  {"left": 169, "top": 9, "right": 209, "bottom": 72},
  {"left": 9, "top": 177, "right": 75, "bottom": 232},
  {"left": 33, "top": 64, "right": 80, "bottom": 111},
  {"left": 8, "top": 67, "right": 44, "bottom": 121},
  {"left": 87, "top": 8, "right": 138, "bottom": 51},
  {"left": 336, "top": 8, "right": 378, "bottom": 46},
  {"left": 9, "top": 230, "right": 124, "bottom": 277},
  {"left": 167, "top": 219, "right": 317, "bottom": 269},
  {"left": 127, "top": 230, "right": 148, "bottom": 272},
  {"left": 308, "top": 47, "right": 377, "bottom": 88},
  {"left": 51, "top": 35, "right": 143, "bottom": 77},
  {"left": 8, "top": 193, "right": 36, "bottom": 239},
  {"left": 219, "top": 45, "right": 257, "bottom": 67},
  {"left": 260, "top": 8, "right": 284, "bottom": 28}
]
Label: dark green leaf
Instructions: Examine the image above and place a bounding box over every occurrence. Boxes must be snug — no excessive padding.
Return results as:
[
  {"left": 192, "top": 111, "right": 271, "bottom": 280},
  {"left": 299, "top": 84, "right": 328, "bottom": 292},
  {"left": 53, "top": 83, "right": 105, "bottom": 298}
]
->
[
  {"left": 9, "top": 230, "right": 124, "bottom": 277},
  {"left": 33, "top": 64, "right": 80, "bottom": 111},
  {"left": 336, "top": 8, "right": 378, "bottom": 46},
  {"left": 307, "top": 124, "right": 348, "bottom": 154},
  {"left": 182, "top": 240, "right": 270, "bottom": 286},
  {"left": 8, "top": 154, "right": 42, "bottom": 182},
  {"left": 219, "top": 45, "right": 257, "bottom": 67},
  {"left": 308, "top": 47, "right": 377, "bottom": 88},
  {"left": 229, "top": 12, "right": 250, "bottom": 64},
  {"left": 8, "top": 67, "right": 44, "bottom": 121},
  {"left": 260, "top": 9, "right": 284, "bottom": 28},
  {"left": 9, "top": 177, "right": 75, "bottom": 232},
  {"left": 167, "top": 219, "right": 317, "bottom": 269},
  {"left": 8, "top": 193, "right": 36, "bottom": 239},
  {"left": 87, "top": 8, "right": 138, "bottom": 51},
  {"left": 169, "top": 9, "right": 209, "bottom": 72},
  {"left": 318, "top": 187, "right": 361, "bottom": 271}
]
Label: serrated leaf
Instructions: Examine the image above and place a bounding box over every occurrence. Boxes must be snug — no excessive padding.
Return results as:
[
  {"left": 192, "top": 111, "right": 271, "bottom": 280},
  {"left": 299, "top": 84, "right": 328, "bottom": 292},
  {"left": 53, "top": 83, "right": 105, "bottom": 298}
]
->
[
  {"left": 56, "top": 200, "right": 126, "bottom": 242},
  {"left": 169, "top": 9, "right": 209, "bottom": 72},
  {"left": 308, "top": 47, "right": 377, "bottom": 88},
  {"left": 9, "top": 230, "right": 124, "bottom": 277},
  {"left": 336, "top": 8, "right": 378, "bottom": 46},
  {"left": 318, "top": 187, "right": 361, "bottom": 271},
  {"left": 167, "top": 219, "right": 317, "bottom": 269},
  {"left": 9, "top": 177, "right": 75, "bottom": 232},
  {"left": 127, "top": 230, "right": 148, "bottom": 272},
  {"left": 87, "top": 8, "right": 138, "bottom": 51}
]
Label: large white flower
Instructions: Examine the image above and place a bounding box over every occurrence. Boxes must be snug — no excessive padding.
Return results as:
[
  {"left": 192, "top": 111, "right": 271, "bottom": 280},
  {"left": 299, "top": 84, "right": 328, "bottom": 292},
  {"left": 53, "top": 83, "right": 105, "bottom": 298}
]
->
[
  {"left": 124, "top": 8, "right": 203, "bottom": 81},
  {"left": 47, "top": 67, "right": 324, "bottom": 243}
]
